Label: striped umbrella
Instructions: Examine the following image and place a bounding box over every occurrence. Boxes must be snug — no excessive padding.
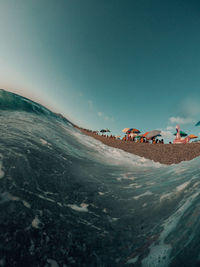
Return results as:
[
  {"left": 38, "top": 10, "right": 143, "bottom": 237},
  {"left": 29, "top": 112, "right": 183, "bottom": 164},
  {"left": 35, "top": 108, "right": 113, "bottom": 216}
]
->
[
  {"left": 127, "top": 128, "right": 141, "bottom": 134},
  {"left": 122, "top": 128, "right": 130, "bottom": 133}
]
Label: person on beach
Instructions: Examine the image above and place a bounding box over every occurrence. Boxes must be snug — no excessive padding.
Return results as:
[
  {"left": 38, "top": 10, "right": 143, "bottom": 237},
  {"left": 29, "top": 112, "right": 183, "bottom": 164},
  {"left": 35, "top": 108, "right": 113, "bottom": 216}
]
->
[
  {"left": 130, "top": 132, "right": 135, "bottom": 141},
  {"left": 152, "top": 138, "right": 156, "bottom": 144}
]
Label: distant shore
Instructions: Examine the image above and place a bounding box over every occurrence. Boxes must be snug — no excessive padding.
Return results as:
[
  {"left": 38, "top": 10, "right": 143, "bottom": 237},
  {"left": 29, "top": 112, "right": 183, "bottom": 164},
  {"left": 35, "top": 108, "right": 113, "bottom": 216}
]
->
[{"left": 77, "top": 127, "right": 200, "bottom": 165}]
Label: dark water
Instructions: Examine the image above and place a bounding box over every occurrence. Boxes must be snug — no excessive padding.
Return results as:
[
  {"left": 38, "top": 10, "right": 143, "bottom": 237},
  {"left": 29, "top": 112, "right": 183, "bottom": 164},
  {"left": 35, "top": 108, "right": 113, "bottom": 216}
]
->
[{"left": 0, "top": 90, "right": 200, "bottom": 266}]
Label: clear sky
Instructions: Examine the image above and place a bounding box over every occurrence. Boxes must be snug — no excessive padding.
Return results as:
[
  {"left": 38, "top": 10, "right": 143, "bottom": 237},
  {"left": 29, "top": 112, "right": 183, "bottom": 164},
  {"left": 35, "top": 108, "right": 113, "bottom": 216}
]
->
[{"left": 1, "top": 0, "right": 200, "bottom": 141}]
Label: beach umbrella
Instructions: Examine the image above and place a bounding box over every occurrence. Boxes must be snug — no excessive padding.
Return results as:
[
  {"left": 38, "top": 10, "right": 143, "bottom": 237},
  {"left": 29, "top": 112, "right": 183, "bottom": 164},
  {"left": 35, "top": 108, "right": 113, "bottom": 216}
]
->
[
  {"left": 189, "top": 134, "right": 198, "bottom": 139},
  {"left": 122, "top": 128, "right": 130, "bottom": 133},
  {"left": 173, "top": 131, "right": 187, "bottom": 137},
  {"left": 100, "top": 129, "right": 110, "bottom": 133},
  {"left": 195, "top": 121, "right": 200, "bottom": 126},
  {"left": 127, "top": 128, "right": 141, "bottom": 134},
  {"left": 143, "top": 132, "right": 149, "bottom": 137},
  {"left": 145, "top": 130, "right": 161, "bottom": 139}
]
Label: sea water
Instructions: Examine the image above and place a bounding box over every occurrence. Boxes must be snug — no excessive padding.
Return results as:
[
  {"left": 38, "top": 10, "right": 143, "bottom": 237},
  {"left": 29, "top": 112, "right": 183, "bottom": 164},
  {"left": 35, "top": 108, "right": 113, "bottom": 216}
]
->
[{"left": 0, "top": 90, "right": 200, "bottom": 266}]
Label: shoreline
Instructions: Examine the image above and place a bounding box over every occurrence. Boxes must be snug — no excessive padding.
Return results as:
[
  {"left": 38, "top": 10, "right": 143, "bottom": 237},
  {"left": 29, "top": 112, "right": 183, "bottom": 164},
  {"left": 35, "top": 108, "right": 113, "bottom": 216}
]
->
[{"left": 77, "top": 127, "right": 200, "bottom": 165}]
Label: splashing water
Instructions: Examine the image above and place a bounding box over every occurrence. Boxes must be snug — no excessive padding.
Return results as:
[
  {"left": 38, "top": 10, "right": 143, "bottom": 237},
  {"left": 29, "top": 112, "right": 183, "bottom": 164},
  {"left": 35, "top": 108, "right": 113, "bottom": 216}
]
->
[{"left": 0, "top": 90, "right": 200, "bottom": 266}]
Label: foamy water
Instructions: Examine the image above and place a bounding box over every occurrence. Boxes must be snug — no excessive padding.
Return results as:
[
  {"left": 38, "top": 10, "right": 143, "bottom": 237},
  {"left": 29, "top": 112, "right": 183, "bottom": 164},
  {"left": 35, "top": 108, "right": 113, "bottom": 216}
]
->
[{"left": 0, "top": 103, "right": 200, "bottom": 266}]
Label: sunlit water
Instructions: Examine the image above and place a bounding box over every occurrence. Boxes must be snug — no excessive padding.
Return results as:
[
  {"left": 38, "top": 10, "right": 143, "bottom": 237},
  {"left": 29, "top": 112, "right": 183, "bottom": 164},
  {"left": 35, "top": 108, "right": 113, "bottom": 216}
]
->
[{"left": 0, "top": 90, "right": 200, "bottom": 266}]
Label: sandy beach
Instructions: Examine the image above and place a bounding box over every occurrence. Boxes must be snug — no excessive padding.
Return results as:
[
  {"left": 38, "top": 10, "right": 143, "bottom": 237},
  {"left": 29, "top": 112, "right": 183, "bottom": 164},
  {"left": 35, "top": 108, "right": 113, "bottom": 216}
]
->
[{"left": 77, "top": 128, "right": 200, "bottom": 165}]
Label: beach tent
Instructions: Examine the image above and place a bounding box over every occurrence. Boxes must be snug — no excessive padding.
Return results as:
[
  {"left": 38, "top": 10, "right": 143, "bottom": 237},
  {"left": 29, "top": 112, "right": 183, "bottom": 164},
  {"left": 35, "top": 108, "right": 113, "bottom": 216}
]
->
[
  {"left": 173, "top": 131, "right": 187, "bottom": 137},
  {"left": 145, "top": 130, "right": 161, "bottom": 139}
]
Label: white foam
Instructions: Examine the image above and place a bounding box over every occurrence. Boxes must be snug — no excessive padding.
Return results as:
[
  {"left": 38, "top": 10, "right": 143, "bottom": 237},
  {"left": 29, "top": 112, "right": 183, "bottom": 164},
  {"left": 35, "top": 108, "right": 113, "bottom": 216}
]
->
[
  {"left": 0, "top": 192, "right": 20, "bottom": 203},
  {"left": 37, "top": 194, "right": 56, "bottom": 203},
  {"left": 135, "top": 185, "right": 142, "bottom": 188},
  {"left": 117, "top": 173, "right": 136, "bottom": 181},
  {"left": 111, "top": 217, "right": 119, "bottom": 222},
  {"left": 40, "top": 138, "right": 48, "bottom": 145},
  {"left": 160, "top": 192, "right": 173, "bottom": 202},
  {"left": 142, "top": 191, "right": 200, "bottom": 267},
  {"left": 127, "top": 255, "right": 139, "bottom": 264},
  {"left": 193, "top": 181, "right": 200, "bottom": 187},
  {"left": 32, "top": 216, "right": 40, "bottom": 229},
  {"left": 174, "top": 167, "right": 187, "bottom": 174},
  {"left": 160, "top": 181, "right": 191, "bottom": 202},
  {"left": 123, "top": 183, "right": 142, "bottom": 189},
  {"left": 22, "top": 200, "right": 31, "bottom": 208},
  {"left": 176, "top": 181, "right": 190, "bottom": 192},
  {"left": 98, "top": 192, "right": 105, "bottom": 195},
  {"left": 67, "top": 203, "right": 89, "bottom": 212},
  {"left": 133, "top": 191, "right": 153, "bottom": 200}
]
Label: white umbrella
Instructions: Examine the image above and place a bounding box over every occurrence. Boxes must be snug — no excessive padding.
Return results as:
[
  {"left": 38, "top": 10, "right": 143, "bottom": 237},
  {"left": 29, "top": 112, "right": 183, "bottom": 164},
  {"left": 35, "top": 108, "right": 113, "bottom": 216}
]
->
[{"left": 145, "top": 130, "right": 161, "bottom": 139}]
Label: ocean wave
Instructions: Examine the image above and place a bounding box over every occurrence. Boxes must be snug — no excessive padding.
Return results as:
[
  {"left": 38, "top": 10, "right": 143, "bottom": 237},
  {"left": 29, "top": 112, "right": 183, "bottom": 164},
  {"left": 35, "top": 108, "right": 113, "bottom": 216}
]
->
[{"left": 0, "top": 91, "right": 200, "bottom": 266}]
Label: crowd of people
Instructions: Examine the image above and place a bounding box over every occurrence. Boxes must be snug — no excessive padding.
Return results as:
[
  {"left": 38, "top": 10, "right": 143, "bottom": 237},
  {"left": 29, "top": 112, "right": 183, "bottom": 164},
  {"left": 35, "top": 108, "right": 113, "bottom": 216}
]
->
[
  {"left": 81, "top": 128, "right": 165, "bottom": 144},
  {"left": 122, "top": 135, "right": 164, "bottom": 144}
]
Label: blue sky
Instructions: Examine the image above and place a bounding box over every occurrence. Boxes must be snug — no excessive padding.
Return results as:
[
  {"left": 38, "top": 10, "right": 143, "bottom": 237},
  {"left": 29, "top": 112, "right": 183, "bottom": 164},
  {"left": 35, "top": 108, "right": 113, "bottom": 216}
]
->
[{"left": 1, "top": 0, "right": 200, "bottom": 141}]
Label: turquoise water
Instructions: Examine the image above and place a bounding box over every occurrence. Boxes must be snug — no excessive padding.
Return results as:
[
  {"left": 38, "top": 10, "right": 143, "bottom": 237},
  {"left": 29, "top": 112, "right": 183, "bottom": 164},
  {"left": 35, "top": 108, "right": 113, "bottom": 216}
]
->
[{"left": 0, "top": 90, "right": 200, "bottom": 266}]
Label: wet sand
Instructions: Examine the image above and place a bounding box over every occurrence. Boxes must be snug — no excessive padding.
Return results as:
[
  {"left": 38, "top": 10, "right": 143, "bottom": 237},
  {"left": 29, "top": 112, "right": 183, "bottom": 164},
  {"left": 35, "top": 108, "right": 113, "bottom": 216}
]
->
[{"left": 78, "top": 128, "right": 200, "bottom": 165}]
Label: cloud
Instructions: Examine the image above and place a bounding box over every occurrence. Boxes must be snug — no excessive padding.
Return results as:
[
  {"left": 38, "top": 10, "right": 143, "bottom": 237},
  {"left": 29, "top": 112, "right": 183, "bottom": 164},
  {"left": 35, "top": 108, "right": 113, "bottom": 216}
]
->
[{"left": 169, "top": 116, "right": 194, "bottom": 125}]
